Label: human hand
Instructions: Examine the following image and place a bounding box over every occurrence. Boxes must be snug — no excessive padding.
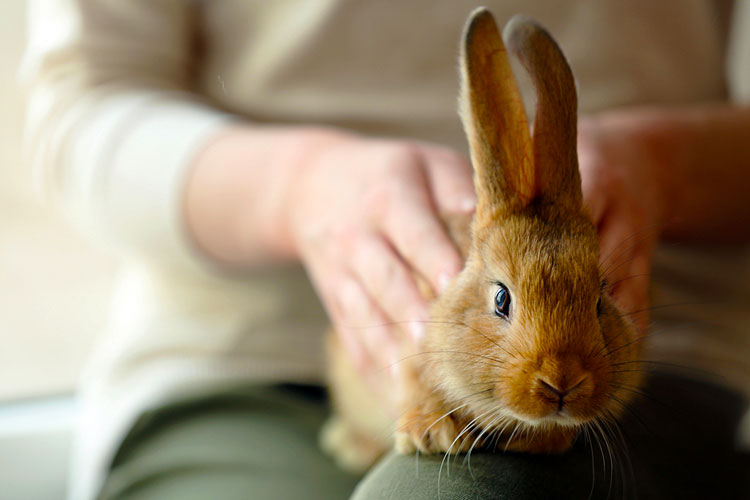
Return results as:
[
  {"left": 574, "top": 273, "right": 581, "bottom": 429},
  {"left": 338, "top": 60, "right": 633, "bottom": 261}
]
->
[
  {"left": 578, "top": 113, "right": 665, "bottom": 336},
  {"left": 285, "top": 135, "right": 475, "bottom": 385}
]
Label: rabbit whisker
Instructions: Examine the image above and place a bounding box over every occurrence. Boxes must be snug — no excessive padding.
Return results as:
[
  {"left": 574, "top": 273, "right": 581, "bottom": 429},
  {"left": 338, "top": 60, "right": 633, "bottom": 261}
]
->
[
  {"left": 503, "top": 420, "right": 524, "bottom": 452},
  {"left": 386, "top": 350, "right": 505, "bottom": 371},
  {"left": 620, "top": 300, "right": 717, "bottom": 318},
  {"left": 602, "top": 335, "right": 650, "bottom": 357},
  {"left": 605, "top": 273, "right": 650, "bottom": 289},
  {"left": 464, "top": 413, "right": 505, "bottom": 477},
  {"left": 603, "top": 412, "right": 630, "bottom": 498},
  {"left": 604, "top": 409, "right": 636, "bottom": 500},
  {"left": 491, "top": 417, "right": 516, "bottom": 451},
  {"left": 609, "top": 369, "right": 651, "bottom": 375},
  {"left": 598, "top": 225, "right": 660, "bottom": 273},
  {"left": 589, "top": 422, "right": 612, "bottom": 500},
  {"left": 609, "top": 382, "right": 657, "bottom": 403},
  {"left": 393, "top": 388, "right": 493, "bottom": 442},
  {"left": 437, "top": 408, "right": 494, "bottom": 497},
  {"left": 611, "top": 359, "right": 720, "bottom": 380},
  {"left": 447, "top": 409, "right": 488, "bottom": 470},
  {"left": 598, "top": 227, "right": 660, "bottom": 283},
  {"left": 594, "top": 420, "right": 615, "bottom": 499},
  {"left": 352, "top": 317, "right": 524, "bottom": 360},
  {"left": 581, "top": 424, "right": 597, "bottom": 500},
  {"left": 607, "top": 393, "right": 654, "bottom": 440}
]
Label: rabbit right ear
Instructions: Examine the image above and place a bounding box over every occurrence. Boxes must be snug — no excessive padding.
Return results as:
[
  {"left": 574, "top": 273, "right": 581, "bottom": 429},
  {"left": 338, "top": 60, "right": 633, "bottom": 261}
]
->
[
  {"left": 504, "top": 15, "right": 582, "bottom": 209},
  {"left": 459, "top": 8, "right": 535, "bottom": 227}
]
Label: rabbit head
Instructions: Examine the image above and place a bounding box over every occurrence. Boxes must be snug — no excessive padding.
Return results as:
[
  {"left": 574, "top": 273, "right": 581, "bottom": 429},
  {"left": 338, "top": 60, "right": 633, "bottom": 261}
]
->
[{"left": 424, "top": 10, "right": 643, "bottom": 448}]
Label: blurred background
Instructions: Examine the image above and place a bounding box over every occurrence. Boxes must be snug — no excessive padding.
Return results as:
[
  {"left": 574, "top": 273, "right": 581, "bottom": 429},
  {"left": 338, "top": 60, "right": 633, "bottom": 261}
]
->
[
  {"left": 0, "top": 2, "right": 118, "bottom": 497},
  {"left": 1, "top": 1, "right": 747, "bottom": 499}
]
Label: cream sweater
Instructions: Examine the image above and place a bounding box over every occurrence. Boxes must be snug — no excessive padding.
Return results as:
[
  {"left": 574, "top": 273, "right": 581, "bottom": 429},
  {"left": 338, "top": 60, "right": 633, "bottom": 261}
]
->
[{"left": 23, "top": 1, "right": 750, "bottom": 499}]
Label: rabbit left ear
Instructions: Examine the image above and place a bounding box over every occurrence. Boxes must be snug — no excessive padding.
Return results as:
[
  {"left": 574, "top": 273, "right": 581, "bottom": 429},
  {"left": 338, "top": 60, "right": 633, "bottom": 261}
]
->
[{"left": 459, "top": 8, "right": 536, "bottom": 226}]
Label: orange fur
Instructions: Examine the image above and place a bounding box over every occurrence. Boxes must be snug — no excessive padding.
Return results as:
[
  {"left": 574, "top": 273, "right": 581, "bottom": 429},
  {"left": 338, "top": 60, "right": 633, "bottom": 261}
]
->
[{"left": 323, "top": 9, "right": 644, "bottom": 471}]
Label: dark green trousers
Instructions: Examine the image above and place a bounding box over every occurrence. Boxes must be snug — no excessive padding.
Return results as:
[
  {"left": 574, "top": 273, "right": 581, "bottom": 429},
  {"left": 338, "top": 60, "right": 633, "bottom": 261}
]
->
[{"left": 99, "top": 374, "right": 749, "bottom": 500}]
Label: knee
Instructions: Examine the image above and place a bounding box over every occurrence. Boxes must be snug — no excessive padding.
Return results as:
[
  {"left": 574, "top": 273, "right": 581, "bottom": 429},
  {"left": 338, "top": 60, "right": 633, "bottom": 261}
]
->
[{"left": 351, "top": 450, "right": 596, "bottom": 500}]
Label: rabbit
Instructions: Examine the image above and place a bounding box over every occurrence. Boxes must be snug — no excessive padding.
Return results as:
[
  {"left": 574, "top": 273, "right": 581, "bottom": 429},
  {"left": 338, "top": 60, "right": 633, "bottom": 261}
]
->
[{"left": 321, "top": 8, "right": 644, "bottom": 473}]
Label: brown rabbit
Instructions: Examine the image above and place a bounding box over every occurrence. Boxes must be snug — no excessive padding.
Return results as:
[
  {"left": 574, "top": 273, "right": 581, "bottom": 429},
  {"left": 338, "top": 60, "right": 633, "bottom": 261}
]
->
[{"left": 321, "top": 8, "right": 644, "bottom": 472}]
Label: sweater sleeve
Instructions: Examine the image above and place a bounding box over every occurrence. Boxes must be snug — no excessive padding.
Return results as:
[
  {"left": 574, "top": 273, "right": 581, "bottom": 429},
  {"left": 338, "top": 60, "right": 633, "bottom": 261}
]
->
[{"left": 22, "top": 0, "right": 234, "bottom": 272}]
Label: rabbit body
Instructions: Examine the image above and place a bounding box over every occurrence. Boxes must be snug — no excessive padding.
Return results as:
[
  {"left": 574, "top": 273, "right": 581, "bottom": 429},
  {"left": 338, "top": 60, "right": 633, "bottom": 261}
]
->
[{"left": 322, "top": 10, "right": 644, "bottom": 473}]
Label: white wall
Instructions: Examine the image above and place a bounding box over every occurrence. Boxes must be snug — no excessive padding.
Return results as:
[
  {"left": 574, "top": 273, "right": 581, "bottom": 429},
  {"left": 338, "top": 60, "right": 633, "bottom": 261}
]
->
[
  {"left": 0, "top": 3, "right": 119, "bottom": 497},
  {"left": 0, "top": 1, "right": 118, "bottom": 402},
  {"left": 0, "top": 396, "right": 76, "bottom": 500}
]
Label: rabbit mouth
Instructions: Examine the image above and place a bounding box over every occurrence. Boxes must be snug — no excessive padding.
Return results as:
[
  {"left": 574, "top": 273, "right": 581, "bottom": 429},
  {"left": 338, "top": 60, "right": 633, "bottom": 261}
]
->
[
  {"left": 499, "top": 403, "right": 590, "bottom": 429},
  {"left": 508, "top": 393, "right": 605, "bottom": 426},
  {"left": 526, "top": 410, "right": 589, "bottom": 428}
]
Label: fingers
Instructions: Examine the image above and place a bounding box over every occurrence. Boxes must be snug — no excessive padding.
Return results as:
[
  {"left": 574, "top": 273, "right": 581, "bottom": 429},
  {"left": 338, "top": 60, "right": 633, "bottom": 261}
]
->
[
  {"left": 578, "top": 117, "right": 657, "bottom": 339},
  {"left": 420, "top": 145, "right": 476, "bottom": 215},
  {"left": 326, "top": 275, "right": 406, "bottom": 412},
  {"left": 348, "top": 232, "right": 429, "bottom": 345},
  {"left": 373, "top": 158, "right": 465, "bottom": 294},
  {"left": 597, "top": 206, "right": 652, "bottom": 337},
  {"left": 578, "top": 148, "right": 607, "bottom": 224},
  {"left": 291, "top": 139, "right": 475, "bottom": 392},
  {"left": 315, "top": 267, "right": 400, "bottom": 376},
  {"left": 382, "top": 187, "right": 464, "bottom": 294},
  {"left": 597, "top": 205, "right": 635, "bottom": 278},
  {"left": 578, "top": 121, "right": 612, "bottom": 225},
  {"left": 619, "top": 252, "right": 651, "bottom": 336},
  {"left": 598, "top": 200, "right": 654, "bottom": 284}
]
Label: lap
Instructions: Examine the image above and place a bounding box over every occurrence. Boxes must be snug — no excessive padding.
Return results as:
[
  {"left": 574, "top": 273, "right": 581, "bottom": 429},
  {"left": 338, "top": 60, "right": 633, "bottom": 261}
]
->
[
  {"left": 97, "top": 374, "right": 748, "bottom": 500},
  {"left": 98, "top": 384, "right": 361, "bottom": 500},
  {"left": 352, "top": 373, "right": 750, "bottom": 500}
]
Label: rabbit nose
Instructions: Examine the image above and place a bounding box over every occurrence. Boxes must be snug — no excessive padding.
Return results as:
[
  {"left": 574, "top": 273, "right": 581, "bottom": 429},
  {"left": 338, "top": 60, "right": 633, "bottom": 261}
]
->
[{"left": 537, "top": 377, "right": 587, "bottom": 410}]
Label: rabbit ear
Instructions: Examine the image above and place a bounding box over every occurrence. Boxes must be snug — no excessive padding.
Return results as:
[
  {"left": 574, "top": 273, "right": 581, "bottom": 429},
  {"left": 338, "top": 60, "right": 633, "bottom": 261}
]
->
[
  {"left": 503, "top": 15, "right": 582, "bottom": 208},
  {"left": 459, "top": 8, "right": 535, "bottom": 225}
]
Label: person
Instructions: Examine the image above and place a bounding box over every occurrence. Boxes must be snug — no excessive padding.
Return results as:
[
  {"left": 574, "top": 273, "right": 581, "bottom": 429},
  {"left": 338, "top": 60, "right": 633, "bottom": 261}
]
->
[{"left": 23, "top": 1, "right": 750, "bottom": 499}]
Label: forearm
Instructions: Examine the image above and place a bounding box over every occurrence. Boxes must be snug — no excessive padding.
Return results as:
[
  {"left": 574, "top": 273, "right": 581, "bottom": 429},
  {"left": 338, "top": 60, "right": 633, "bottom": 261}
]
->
[
  {"left": 184, "top": 125, "right": 352, "bottom": 267},
  {"left": 593, "top": 104, "right": 750, "bottom": 243}
]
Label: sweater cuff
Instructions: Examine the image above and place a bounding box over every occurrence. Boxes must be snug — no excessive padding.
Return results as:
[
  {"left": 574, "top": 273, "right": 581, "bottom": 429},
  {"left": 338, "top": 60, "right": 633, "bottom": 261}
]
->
[{"left": 74, "top": 93, "right": 235, "bottom": 273}]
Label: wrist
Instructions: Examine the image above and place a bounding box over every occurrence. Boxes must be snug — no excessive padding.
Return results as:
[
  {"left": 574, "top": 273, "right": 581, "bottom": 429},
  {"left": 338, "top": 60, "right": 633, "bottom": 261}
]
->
[
  {"left": 274, "top": 128, "right": 360, "bottom": 258},
  {"left": 185, "top": 124, "right": 355, "bottom": 267}
]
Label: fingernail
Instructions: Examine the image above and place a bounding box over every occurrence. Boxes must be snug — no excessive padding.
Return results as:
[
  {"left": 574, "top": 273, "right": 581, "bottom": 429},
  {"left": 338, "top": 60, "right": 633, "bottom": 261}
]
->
[
  {"left": 460, "top": 197, "right": 477, "bottom": 213},
  {"left": 388, "top": 361, "right": 401, "bottom": 380},
  {"left": 438, "top": 272, "right": 453, "bottom": 293},
  {"left": 408, "top": 321, "right": 425, "bottom": 344}
]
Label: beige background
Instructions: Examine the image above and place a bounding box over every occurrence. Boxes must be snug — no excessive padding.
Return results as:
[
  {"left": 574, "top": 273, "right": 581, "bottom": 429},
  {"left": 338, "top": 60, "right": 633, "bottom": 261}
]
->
[{"left": 0, "top": 1, "right": 118, "bottom": 401}]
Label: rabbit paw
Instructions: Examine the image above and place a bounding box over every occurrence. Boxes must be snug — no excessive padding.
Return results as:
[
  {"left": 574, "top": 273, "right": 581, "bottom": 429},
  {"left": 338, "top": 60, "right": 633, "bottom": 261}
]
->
[
  {"left": 320, "top": 416, "right": 385, "bottom": 473},
  {"left": 395, "top": 408, "right": 477, "bottom": 455}
]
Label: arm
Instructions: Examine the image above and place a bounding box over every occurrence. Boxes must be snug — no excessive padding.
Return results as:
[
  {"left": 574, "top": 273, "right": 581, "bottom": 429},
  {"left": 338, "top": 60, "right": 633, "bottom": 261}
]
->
[
  {"left": 184, "top": 125, "right": 476, "bottom": 379},
  {"left": 23, "top": 0, "right": 231, "bottom": 270},
  {"left": 581, "top": 105, "right": 750, "bottom": 243},
  {"left": 24, "top": 1, "right": 477, "bottom": 380},
  {"left": 578, "top": 103, "right": 750, "bottom": 332}
]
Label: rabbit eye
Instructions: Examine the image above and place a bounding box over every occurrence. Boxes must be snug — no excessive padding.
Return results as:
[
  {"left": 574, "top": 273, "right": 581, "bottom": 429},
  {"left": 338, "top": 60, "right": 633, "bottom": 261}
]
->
[{"left": 494, "top": 284, "right": 511, "bottom": 318}]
